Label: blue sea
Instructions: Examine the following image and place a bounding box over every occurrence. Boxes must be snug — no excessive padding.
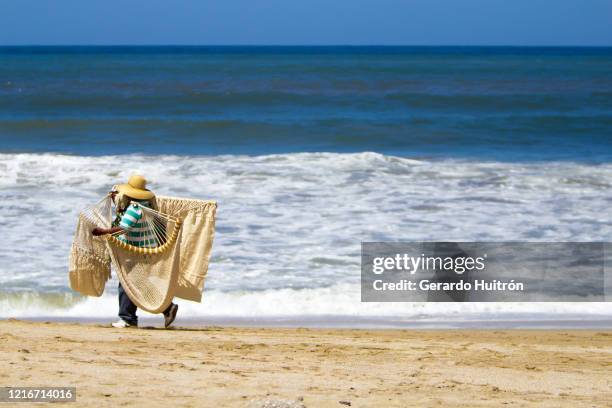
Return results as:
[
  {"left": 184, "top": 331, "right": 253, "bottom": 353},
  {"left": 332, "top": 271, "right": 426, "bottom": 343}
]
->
[{"left": 1, "top": 46, "right": 611, "bottom": 326}]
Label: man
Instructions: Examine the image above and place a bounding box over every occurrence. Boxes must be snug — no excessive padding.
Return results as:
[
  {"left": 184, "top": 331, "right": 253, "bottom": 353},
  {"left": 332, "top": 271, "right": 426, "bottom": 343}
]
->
[{"left": 92, "top": 175, "right": 179, "bottom": 329}]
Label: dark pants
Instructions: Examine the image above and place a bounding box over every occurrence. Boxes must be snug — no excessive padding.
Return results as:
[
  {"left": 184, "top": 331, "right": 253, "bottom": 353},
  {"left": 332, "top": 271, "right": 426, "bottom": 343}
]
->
[{"left": 118, "top": 283, "right": 174, "bottom": 325}]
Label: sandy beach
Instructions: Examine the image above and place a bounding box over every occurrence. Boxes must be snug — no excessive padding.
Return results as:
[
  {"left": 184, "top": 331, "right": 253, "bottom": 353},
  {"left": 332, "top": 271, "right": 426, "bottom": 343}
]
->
[{"left": 0, "top": 320, "right": 609, "bottom": 407}]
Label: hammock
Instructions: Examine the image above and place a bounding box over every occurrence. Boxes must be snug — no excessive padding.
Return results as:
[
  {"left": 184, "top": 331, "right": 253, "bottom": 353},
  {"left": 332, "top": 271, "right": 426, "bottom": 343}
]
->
[{"left": 69, "top": 195, "right": 217, "bottom": 313}]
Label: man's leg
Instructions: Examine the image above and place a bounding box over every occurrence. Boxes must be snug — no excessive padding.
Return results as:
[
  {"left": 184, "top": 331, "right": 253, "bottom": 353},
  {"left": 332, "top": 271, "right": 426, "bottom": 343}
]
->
[
  {"left": 163, "top": 301, "right": 178, "bottom": 328},
  {"left": 118, "top": 282, "right": 138, "bottom": 326}
]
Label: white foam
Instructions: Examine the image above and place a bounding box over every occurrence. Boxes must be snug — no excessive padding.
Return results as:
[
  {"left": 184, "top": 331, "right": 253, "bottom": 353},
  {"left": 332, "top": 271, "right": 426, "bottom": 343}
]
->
[
  {"left": 1, "top": 284, "right": 610, "bottom": 321},
  {"left": 0, "top": 152, "right": 610, "bottom": 319}
]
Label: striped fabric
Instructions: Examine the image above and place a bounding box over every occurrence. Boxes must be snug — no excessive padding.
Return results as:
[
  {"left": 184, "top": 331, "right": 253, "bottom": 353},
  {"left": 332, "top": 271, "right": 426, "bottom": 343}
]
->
[{"left": 118, "top": 201, "right": 158, "bottom": 248}]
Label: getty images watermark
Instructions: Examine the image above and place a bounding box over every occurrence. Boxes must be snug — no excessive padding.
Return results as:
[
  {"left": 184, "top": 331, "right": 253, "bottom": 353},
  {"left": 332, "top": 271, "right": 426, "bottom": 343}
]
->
[{"left": 361, "top": 242, "right": 612, "bottom": 302}]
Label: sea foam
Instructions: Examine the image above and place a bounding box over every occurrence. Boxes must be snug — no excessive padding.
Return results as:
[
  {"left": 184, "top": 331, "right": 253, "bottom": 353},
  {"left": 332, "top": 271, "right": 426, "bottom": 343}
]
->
[{"left": 0, "top": 152, "right": 610, "bottom": 320}]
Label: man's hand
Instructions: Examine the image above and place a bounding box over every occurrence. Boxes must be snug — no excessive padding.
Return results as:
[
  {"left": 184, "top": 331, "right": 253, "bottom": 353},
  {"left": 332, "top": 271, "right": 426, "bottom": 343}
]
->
[{"left": 92, "top": 227, "right": 107, "bottom": 236}]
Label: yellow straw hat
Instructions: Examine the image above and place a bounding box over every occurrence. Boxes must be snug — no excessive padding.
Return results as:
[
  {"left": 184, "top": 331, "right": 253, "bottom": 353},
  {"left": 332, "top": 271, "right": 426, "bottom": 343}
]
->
[{"left": 115, "top": 175, "right": 155, "bottom": 200}]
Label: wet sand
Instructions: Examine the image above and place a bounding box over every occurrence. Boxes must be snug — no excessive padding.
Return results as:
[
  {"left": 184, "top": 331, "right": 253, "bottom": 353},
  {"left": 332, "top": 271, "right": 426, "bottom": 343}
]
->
[{"left": 0, "top": 319, "right": 610, "bottom": 407}]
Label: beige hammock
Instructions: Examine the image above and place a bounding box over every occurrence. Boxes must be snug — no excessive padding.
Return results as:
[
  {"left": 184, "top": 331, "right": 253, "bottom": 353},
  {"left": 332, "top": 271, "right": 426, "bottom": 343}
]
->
[{"left": 69, "top": 195, "right": 217, "bottom": 313}]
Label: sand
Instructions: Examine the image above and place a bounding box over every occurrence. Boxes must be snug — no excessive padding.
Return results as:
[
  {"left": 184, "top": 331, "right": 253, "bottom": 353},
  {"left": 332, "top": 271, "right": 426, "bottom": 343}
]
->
[{"left": 0, "top": 319, "right": 610, "bottom": 407}]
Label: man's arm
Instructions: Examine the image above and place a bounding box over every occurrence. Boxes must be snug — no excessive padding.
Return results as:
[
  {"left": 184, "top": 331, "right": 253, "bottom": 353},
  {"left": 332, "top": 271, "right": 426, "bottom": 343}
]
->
[
  {"left": 92, "top": 203, "right": 142, "bottom": 236},
  {"left": 91, "top": 191, "right": 123, "bottom": 236},
  {"left": 92, "top": 226, "right": 123, "bottom": 236}
]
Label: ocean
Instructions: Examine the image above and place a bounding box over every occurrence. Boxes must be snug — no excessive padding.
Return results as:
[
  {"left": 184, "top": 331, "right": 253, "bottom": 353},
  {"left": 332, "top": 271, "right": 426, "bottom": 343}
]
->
[{"left": 1, "top": 46, "right": 611, "bottom": 326}]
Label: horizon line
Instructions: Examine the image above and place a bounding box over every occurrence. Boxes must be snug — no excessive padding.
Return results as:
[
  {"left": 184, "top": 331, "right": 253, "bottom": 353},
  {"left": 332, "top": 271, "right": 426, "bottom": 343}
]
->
[{"left": 1, "top": 44, "right": 612, "bottom": 48}]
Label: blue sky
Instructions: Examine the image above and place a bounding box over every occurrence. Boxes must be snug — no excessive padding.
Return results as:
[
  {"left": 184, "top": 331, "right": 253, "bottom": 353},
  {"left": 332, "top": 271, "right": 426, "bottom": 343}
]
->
[{"left": 1, "top": 0, "right": 611, "bottom": 46}]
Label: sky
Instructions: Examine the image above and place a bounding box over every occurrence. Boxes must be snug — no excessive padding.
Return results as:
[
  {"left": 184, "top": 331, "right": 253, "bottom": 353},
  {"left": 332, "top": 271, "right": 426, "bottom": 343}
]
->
[{"left": 1, "top": 0, "right": 611, "bottom": 46}]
